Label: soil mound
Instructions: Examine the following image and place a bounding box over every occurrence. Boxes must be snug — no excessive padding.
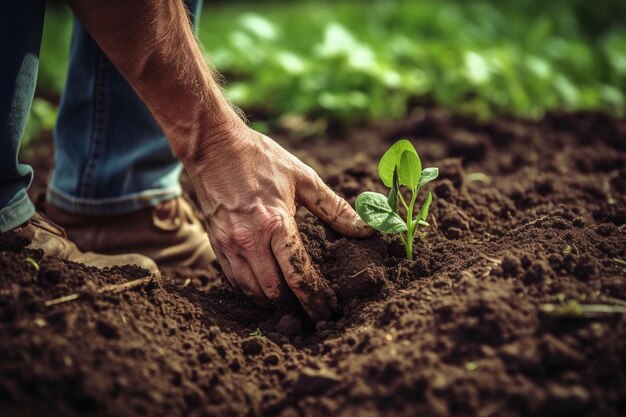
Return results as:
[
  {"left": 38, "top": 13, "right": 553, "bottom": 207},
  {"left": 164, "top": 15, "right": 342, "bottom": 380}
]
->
[{"left": 1, "top": 108, "right": 625, "bottom": 417}]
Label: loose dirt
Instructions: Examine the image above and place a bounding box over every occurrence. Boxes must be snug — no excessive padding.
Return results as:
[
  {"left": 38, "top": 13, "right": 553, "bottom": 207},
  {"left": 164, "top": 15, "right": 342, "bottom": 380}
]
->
[{"left": 1, "top": 108, "right": 625, "bottom": 417}]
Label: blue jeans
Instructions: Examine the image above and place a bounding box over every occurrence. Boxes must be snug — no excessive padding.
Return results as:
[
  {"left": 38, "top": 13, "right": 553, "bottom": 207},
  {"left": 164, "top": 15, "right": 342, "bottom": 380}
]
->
[{"left": 0, "top": 0, "right": 202, "bottom": 232}]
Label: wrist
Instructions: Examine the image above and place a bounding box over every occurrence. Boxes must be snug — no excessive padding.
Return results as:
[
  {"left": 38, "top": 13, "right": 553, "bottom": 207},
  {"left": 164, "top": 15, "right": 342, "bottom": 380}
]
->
[
  {"left": 172, "top": 110, "right": 250, "bottom": 171},
  {"left": 169, "top": 105, "right": 248, "bottom": 167}
]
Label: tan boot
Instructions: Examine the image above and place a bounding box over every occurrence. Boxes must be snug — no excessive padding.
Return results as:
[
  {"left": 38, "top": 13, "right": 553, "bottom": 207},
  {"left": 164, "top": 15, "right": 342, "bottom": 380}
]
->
[
  {"left": 14, "top": 212, "right": 158, "bottom": 272},
  {"left": 46, "top": 197, "right": 215, "bottom": 269}
]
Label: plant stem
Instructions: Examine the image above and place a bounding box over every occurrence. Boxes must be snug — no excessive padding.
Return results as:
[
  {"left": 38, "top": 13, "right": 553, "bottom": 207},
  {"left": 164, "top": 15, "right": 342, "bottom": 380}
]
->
[{"left": 405, "top": 188, "right": 418, "bottom": 260}]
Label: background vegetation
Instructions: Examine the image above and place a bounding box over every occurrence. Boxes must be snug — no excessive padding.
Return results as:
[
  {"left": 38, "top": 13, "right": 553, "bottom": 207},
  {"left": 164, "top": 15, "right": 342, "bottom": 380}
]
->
[{"left": 27, "top": 0, "right": 626, "bottom": 142}]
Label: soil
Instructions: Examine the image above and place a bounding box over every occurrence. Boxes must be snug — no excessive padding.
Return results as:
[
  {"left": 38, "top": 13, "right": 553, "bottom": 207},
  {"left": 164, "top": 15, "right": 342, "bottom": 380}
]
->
[{"left": 2, "top": 107, "right": 625, "bottom": 417}]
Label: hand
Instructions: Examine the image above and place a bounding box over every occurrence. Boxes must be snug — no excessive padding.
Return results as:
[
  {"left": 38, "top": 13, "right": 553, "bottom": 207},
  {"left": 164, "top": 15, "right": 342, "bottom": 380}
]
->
[{"left": 185, "top": 123, "right": 372, "bottom": 320}]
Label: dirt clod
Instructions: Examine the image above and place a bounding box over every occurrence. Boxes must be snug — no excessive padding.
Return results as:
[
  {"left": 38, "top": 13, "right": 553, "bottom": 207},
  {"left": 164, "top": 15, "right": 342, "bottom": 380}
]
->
[
  {"left": 292, "top": 367, "right": 342, "bottom": 395},
  {"left": 241, "top": 338, "right": 263, "bottom": 356},
  {"left": 277, "top": 314, "right": 303, "bottom": 336}
]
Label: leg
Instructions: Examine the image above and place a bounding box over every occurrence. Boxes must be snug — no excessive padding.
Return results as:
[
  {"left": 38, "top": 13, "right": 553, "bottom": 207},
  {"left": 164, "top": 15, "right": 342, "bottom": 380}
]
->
[
  {"left": 49, "top": 0, "right": 203, "bottom": 215},
  {"left": 47, "top": 0, "right": 214, "bottom": 269},
  {"left": 0, "top": 1, "right": 45, "bottom": 232},
  {"left": 0, "top": 1, "right": 157, "bottom": 272}
]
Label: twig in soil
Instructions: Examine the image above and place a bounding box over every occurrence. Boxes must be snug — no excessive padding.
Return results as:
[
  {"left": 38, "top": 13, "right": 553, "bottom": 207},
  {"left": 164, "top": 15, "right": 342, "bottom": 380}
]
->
[
  {"left": 44, "top": 275, "right": 155, "bottom": 307},
  {"left": 349, "top": 268, "right": 368, "bottom": 278},
  {"left": 603, "top": 178, "right": 616, "bottom": 205},
  {"left": 395, "top": 268, "right": 403, "bottom": 281},
  {"left": 477, "top": 254, "right": 501, "bottom": 278},
  {"left": 480, "top": 254, "right": 502, "bottom": 265},
  {"left": 596, "top": 294, "right": 626, "bottom": 307},
  {"left": 612, "top": 258, "right": 626, "bottom": 273},
  {"left": 44, "top": 293, "right": 80, "bottom": 307},
  {"left": 540, "top": 301, "right": 626, "bottom": 317},
  {"left": 430, "top": 216, "right": 438, "bottom": 231},
  {"left": 508, "top": 216, "right": 549, "bottom": 235}
]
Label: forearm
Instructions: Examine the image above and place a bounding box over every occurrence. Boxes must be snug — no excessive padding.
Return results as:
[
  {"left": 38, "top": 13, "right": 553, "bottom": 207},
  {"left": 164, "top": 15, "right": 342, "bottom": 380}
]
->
[{"left": 67, "top": 0, "right": 244, "bottom": 162}]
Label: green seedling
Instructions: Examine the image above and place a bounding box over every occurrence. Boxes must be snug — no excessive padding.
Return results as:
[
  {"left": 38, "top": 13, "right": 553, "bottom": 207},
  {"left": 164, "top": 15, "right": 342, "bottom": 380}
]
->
[
  {"left": 465, "top": 361, "right": 479, "bottom": 371},
  {"left": 25, "top": 257, "right": 40, "bottom": 271},
  {"left": 466, "top": 172, "right": 491, "bottom": 184},
  {"left": 540, "top": 301, "right": 626, "bottom": 317},
  {"left": 356, "top": 139, "right": 438, "bottom": 260},
  {"left": 249, "top": 328, "right": 263, "bottom": 337}
]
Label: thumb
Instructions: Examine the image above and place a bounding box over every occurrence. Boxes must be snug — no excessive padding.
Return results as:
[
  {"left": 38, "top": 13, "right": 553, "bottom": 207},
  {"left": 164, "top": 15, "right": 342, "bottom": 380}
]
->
[{"left": 298, "top": 170, "right": 373, "bottom": 238}]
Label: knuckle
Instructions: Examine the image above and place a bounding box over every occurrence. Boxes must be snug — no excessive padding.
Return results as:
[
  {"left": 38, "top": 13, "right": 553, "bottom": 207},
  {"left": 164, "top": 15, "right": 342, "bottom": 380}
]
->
[
  {"left": 333, "top": 196, "right": 351, "bottom": 219},
  {"left": 257, "top": 211, "right": 286, "bottom": 236},
  {"left": 324, "top": 192, "right": 346, "bottom": 221},
  {"left": 297, "top": 165, "right": 319, "bottom": 188},
  {"left": 272, "top": 228, "right": 299, "bottom": 251},
  {"left": 302, "top": 165, "right": 318, "bottom": 181},
  {"left": 213, "top": 230, "right": 233, "bottom": 251},
  {"left": 231, "top": 226, "right": 258, "bottom": 252}
]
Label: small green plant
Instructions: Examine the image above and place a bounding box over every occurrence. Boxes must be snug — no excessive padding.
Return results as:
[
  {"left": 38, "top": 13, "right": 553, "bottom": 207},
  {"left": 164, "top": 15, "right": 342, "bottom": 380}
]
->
[
  {"left": 249, "top": 328, "right": 263, "bottom": 337},
  {"left": 356, "top": 139, "right": 438, "bottom": 260},
  {"left": 25, "top": 257, "right": 40, "bottom": 271}
]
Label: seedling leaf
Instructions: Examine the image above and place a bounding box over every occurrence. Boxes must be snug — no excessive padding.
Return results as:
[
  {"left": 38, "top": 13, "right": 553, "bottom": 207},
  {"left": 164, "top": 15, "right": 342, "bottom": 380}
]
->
[
  {"left": 25, "top": 257, "right": 40, "bottom": 271},
  {"left": 397, "top": 150, "right": 422, "bottom": 188},
  {"left": 355, "top": 192, "right": 407, "bottom": 233},
  {"left": 387, "top": 168, "right": 400, "bottom": 211},
  {"left": 465, "top": 361, "right": 479, "bottom": 371},
  {"left": 418, "top": 191, "right": 433, "bottom": 222},
  {"left": 418, "top": 167, "right": 439, "bottom": 189},
  {"left": 378, "top": 139, "right": 418, "bottom": 187},
  {"left": 249, "top": 328, "right": 263, "bottom": 337}
]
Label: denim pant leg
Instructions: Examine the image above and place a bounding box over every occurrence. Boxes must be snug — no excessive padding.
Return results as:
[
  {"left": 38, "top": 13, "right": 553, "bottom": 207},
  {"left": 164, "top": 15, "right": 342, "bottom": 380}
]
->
[
  {"left": 0, "top": 1, "right": 45, "bottom": 232},
  {"left": 48, "top": 0, "right": 203, "bottom": 216}
]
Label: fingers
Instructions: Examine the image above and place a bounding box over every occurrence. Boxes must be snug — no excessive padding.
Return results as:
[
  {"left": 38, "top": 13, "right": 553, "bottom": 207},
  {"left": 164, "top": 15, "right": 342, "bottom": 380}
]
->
[
  {"left": 245, "top": 249, "right": 291, "bottom": 303},
  {"left": 211, "top": 230, "right": 289, "bottom": 306},
  {"left": 227, "top": 255, "right": 272, "bottom": 308},
  {"left": 270, "top": 217, "right": 335, "bottom": 321},
  {"left": 298, "top": 170, "right": 373, "bottom": 238}
]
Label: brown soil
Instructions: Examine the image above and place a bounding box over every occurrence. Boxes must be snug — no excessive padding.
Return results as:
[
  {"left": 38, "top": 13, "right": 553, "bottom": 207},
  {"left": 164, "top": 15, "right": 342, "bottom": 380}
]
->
[{"left": 2, "top": 108, "right": 625, "bottom": 417}]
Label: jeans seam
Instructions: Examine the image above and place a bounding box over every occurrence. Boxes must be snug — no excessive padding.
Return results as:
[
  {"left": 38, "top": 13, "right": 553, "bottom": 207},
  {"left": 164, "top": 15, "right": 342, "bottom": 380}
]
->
[
  {"left": 46, "top": 184, "right": 182, "bottom": 216},
  {"left": 0, "top": 192, "right": 31, "bottom": 217},
  {"left": 48, "top": 184, "right": 181, "bottom": 205},
  {"left": 0, "top": 192, "right": 35, "bottom": 232},
  {"left": 79, "top": 51, "right": 109, "bottom": 198}
]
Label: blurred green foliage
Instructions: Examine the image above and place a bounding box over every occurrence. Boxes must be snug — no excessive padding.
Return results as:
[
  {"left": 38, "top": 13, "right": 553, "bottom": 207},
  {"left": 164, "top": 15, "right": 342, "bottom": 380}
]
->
[{"left": 28, "top": 0, "right": 626, "bottom": 140}]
